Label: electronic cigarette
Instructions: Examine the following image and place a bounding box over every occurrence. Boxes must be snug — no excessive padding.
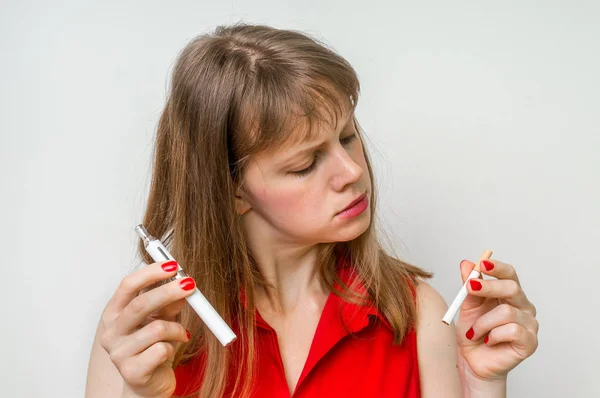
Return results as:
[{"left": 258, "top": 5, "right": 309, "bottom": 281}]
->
[{"left": 135, "top": 224, "right": 237, "bottom": 346}]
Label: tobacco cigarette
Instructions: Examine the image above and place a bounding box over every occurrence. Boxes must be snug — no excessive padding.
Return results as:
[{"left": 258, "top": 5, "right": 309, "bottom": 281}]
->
[{"left": 442, "top": 249, "right": 493, "bottom": 325}]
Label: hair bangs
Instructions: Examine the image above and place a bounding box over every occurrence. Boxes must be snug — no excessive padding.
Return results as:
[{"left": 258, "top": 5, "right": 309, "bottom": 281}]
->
[{"left": 237, "top": 73, "right": 358, "bottom": 158}]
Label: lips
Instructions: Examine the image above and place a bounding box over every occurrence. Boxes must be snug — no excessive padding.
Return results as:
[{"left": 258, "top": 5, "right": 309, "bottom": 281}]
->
[{"left": 339, "top": 192, "right": 367, "bottom": 214}]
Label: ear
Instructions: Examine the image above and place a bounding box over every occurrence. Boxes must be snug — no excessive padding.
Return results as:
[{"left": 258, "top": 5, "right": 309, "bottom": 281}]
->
[{"left": 234, "top": 186, "right": 252, "bottom": 215}]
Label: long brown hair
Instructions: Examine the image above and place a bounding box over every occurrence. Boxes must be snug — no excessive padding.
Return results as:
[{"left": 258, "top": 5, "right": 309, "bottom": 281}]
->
[{"left": 136, "top": 22, "right": 432, "bottom": 398}]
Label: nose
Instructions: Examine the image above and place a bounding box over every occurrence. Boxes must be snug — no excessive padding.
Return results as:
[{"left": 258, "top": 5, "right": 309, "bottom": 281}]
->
[{"left": 331, "top": 146, "right": 364, "bottom": 191}]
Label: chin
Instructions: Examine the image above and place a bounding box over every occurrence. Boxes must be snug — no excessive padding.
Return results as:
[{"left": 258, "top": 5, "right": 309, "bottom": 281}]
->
[{"left": 327, "top": 215, "right": 371, "bottom": 243}]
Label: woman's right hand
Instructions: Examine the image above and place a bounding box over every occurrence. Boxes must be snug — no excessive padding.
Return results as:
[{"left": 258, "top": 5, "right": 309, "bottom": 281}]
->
[{"left": 99, "top": 260, "right": 197, "bottom": 398}]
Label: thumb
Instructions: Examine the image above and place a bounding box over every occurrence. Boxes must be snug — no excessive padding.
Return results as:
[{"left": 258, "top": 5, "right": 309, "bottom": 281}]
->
[
  {"left": 459, "top": 259, "right": 485, "bottom": 309},
  {"left": 459, "top": 259, "right": 480, "bottom": 283},
  {"left": 156, "top": 298, "right": 188, "bottom": 322},
  {"left": 141, "top": 298, "right": 188, "bottom": 328}
]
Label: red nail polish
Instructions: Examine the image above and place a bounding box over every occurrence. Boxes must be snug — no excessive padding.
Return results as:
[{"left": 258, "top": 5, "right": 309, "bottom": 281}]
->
[
  {"left": 466, "top": 327, "right": 474, "bottom": 340},
  {"left": 469, "top": 279, "right": 482, "bottom": 291},
  {"left": 186, "top": 330, "right": 191, "bottom": 340},
  {"left": 179, "top": 277, "right": 196, "bottom": 291},
  {"left": 161, "top": 260, "right": 178, "bottom": 272},
  {"left": 482, "top": 260, "right": 494, "bottom": 271},
  {"left": 484, "top": 335, "right": 489, "bottom": 344}
]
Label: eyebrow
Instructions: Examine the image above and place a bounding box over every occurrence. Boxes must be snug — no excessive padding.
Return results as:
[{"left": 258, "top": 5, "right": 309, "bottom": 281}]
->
[{"left": 281, "top": 110, "right": 356, "bottom": 164}]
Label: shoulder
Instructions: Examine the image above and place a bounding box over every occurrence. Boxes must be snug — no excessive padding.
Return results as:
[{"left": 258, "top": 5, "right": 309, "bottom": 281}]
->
[
  {"left": 414, "top": 280, "right": 463, "bottom": 396},
  {"left": 414, "top": 280, "right": 456, "bottom": 358},
  {"left": 414, "top": 280, "right": 447, "bottom": 316},
  {"left": 413, "top": 281, "right": 456, "bottom": 358},
  {"left": 414, "top": 279, "right": 452, "bottom": 346}
]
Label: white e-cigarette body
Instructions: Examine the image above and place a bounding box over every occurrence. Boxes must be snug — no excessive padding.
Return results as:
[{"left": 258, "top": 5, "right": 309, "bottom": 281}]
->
[{"left": 135, "top": 225, "right": 237, "bottom": 347}]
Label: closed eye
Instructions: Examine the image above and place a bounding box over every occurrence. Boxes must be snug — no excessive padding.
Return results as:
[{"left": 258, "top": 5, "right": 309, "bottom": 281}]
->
[
  {"left": 291, "top": 133, "right": 358, "bottom": 177},
  {"left": 340, "top": 133, "right": 358, "bottom": 146}
]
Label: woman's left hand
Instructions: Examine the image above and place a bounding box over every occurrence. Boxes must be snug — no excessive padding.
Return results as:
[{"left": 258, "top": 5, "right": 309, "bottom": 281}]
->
[{"left": 455, "top": 258, "right": 539, "bottom": 384}]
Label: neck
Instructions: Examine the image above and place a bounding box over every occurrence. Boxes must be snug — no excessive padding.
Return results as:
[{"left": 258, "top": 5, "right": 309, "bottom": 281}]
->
[
  {"left": 252, "top": 243, "right": 329, "bottom": 316},
  {"left": 240, "top": 207, "right": 334, "bottom": 316}
]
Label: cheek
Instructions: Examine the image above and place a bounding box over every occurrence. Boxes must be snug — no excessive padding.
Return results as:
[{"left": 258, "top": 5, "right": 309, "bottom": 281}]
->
[
  {"left": 355, "top": 142, "right": 368, "bottom": 166},
  {"left": 355, "top": 144, "right": 370, "bottom": 181},
  {"left": 252, "top": 183, "right": 327, "bottom": 233},
  {"left": 261, "top": 186, "right": 321, "bottom": 217}
]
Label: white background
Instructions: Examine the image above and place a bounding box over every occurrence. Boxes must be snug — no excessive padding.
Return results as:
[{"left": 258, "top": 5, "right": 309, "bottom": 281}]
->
[{"left": 1, "top": 1, "right": 598, "bottom": 397}]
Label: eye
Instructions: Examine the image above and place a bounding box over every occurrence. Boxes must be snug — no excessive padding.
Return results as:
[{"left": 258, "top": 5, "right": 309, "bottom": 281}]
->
[
  {"left": 340, "top": 133, "right": 358, "bottom": 145},
  {"left": 290, "top": 134, "right": 358, "bottom": 177},
  {"left": 292, "top": 155, "right": 320, "bottom": 177}
]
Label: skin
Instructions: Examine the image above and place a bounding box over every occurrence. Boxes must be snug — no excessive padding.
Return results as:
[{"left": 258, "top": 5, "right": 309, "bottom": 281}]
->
[
  {"left": 86, "top": 105, "right": 538, "bottom": 398},
  {"left": 235, "top": 107, "right": 371, "bottom": 394},
  {"left": 234, "top": 106, "right": 539, "bottom": 397}
]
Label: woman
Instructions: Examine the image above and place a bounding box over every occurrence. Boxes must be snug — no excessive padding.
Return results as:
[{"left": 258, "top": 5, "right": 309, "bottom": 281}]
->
[{"left": 85, "top": 22, "right": 538, "bottom": 398}]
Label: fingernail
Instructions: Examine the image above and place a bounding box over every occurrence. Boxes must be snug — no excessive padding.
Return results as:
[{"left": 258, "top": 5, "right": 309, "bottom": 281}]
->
[
  {"left": 179, "top": 277, "right": 196, "bottom": 291},
  {"left": 186, "top": 329, "right": 191, "bottom": 340},
  {"left": 469, "top": 279, "right": 482, "bottom": 291},
  {"left": 482, "top": 260, "right": 494, "bottom": 271},
  {"left": 484, "top": 335, "right": 489, "bottom": 344},
  {"left": 466, "top": 327, "right": 475, "bottom": 340},
  {"left": 460, "top": 260, "right": 468, "bottom": 268},
  {"left": 161, "top": 260, "right": 178, "bottom": 272}
]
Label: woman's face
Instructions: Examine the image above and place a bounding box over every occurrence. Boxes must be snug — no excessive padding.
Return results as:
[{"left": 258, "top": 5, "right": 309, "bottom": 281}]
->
[{"left": 236, "top": 108, "right": 372, "bottom": 244}]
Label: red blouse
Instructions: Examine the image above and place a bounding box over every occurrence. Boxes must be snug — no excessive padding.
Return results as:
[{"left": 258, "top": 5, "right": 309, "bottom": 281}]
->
[{"left": 173, "top": 257, "right": 421, "bottom": 397}]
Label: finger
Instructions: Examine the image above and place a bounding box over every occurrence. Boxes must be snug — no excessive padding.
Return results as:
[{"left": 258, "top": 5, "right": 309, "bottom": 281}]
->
[
  {"left": 479, "top": 259, "right": 521, "bottom": 285},
  {"left": 150, "top": 298, "right": 188, "bottom": 322},
  {"left": 466, "top": 304, "right": 539, "bottom": 341},
  {"left": 484, "top": 322, "right": 539, "bottom": 357},
  {"left": 460, "top": 260, "right": 480, "bottom": 283},
  {"left": 110, "top": 261, "right": 180, "bottom": 312},
  {"left": 109, "top": 320, "right": 190, "bottom": 367},
  {"left": 466, "top": 278, "right": 532, "bottom": 312},
  {"left": 117, "top": 276, "right": 196, "bottom": 334},
  {"left": 459, "top": 260, "right": 485, "bottom": 308},
  {"left": 119, "top": 342, "right": 177, "bottom": 388},
  {"left": 478, "top": 259, "right": 536, "bottom": 317}
]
